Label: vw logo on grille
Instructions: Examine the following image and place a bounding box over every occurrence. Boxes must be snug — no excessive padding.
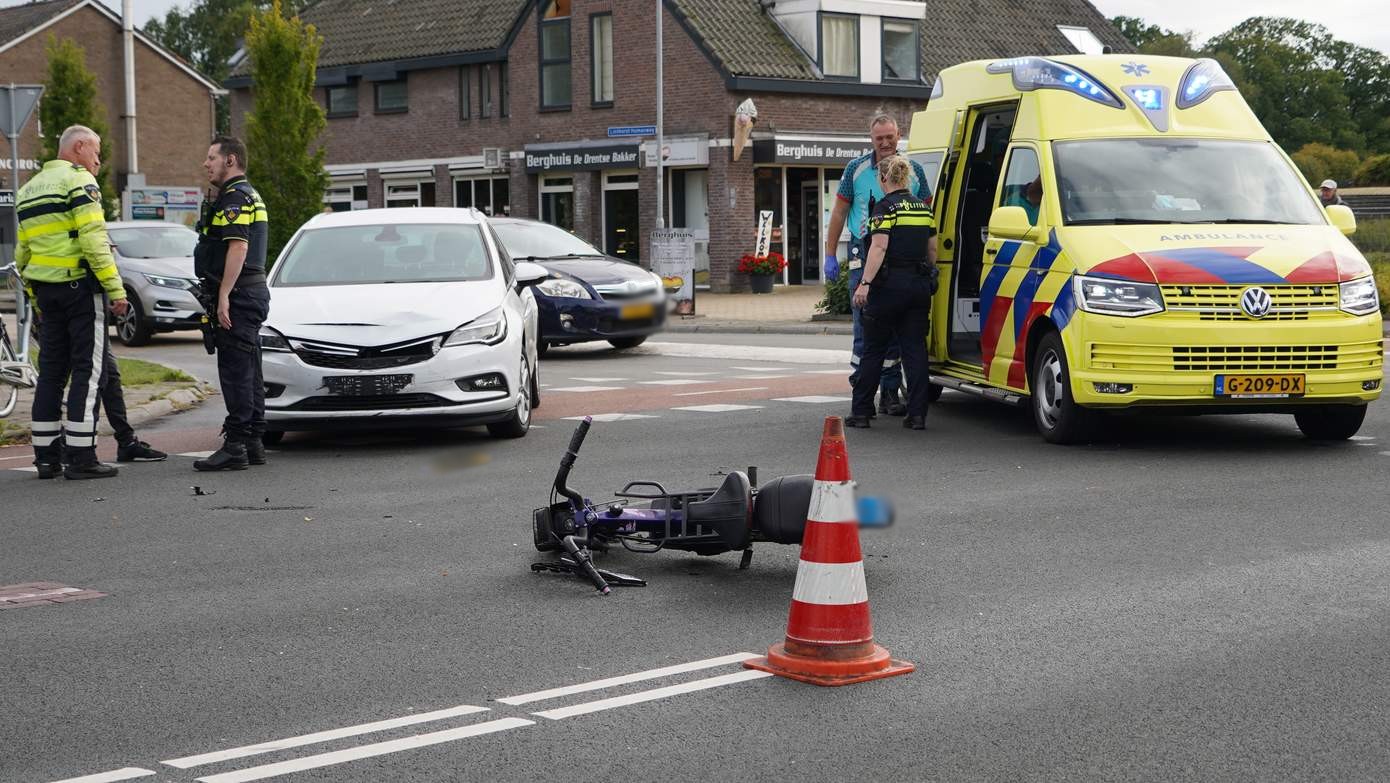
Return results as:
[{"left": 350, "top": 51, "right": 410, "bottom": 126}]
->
[{"left": 1240, "top": 287, "right": 1272, "bottom": 319}]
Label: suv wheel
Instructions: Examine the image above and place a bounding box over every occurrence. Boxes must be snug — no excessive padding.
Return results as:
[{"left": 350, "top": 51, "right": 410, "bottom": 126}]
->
[{"left": 114, "top": 291, "right": 153, "bottom": 346}]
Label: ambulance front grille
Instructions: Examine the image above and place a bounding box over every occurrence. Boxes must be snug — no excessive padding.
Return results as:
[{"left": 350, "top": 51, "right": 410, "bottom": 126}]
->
[
  {"left": 1090, "top": 341, "right": 1384, "bottom": 372},
  {"left": 1160, "top": 284, "right": 1339, "bottom": 321}
]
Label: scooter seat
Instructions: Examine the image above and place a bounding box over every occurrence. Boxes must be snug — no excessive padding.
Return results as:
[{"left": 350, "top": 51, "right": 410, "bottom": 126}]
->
[{"left": 686, "top": 471, "right": 752, "bottom": 550}]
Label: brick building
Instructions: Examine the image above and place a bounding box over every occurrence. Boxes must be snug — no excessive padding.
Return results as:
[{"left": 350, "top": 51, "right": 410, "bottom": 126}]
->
[
  {"left": 0, "top": 0, "right": 221, "bottom": 198},
  {"left": 226, "top": 0, "right": 1128, "bottom": 291}
]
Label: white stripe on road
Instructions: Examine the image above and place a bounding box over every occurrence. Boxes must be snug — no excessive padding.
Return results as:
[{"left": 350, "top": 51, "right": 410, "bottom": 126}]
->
[
  {"left": 807, "top": 480, "right": 857, "bottom": 524},
  {"left": 775, "top": 395, "right": 851, "bottom": 404},
  {"left": 546, "top": 386, "right": 624, "bottom": 393},
  {"left": 730, "top": 366, "right": 793, "bottom": 372},
  {"left": 47, "top": 768, "right": 156, "bottom": 783},
  {"left": 162, "top": 704, "right": 491, "bottom": 769},
  {"left": 562, "top": 413, "right": 658, "bottom": 422},
  {"left": 568, "top": 377, "right": 628, "bottom": 382},
  {"left": 804, "top": 369, "right": 850, "bottom": 374},
  {"left": 177, "top": 451, "right": 215, "bottom": 459},
  {"left": 10, "top": 466, "right": 38, "bottom": 473},
  {"left": 672, "top": 386, "right": 768, "bottom": 397},
  {"left": 791, "top": 560, "right": 869, "bottom": 605},
  {"left": 530, "top": 670, "right": 774, "bottom": 720},
  {"left": 672, "top": 404, "right": 763, "bottom": 413},
  {"left": 497, "top": 652, "right": 759, "bottom": 706},
  {"left": 636, "top": 342, "right": 848, "bottom": 365},
  {"left": 733, "top": 374, "right": 791, "bottom": 380},
  {"left": 652, "top": 371, "right": 720, "bottom": 376},
  {"left": 639, "top": 379, "right": 710, "bottom": 386},
  {"left": 193, "top": 718, "right": 533, "bottom": 783}
]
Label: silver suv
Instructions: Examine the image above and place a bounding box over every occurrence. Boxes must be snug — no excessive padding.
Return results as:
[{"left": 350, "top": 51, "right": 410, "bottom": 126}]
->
[{"left": 107, "top": 221, "right": 203, "bottom": 346}]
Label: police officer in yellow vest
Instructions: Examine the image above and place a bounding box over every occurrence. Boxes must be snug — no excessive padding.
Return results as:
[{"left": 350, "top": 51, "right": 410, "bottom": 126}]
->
[{"left": 15, "top": 125, "right": 130, "bottom": 479}]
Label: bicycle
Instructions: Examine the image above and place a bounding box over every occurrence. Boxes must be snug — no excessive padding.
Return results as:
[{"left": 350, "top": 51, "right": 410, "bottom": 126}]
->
[{"left": 1, "top": 262, "right": 38, "bottom": 419}]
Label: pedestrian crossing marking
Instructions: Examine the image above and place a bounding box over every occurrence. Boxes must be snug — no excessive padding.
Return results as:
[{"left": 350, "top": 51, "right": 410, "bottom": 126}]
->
[
  {"left": 672, "top": 404, "right": 764, "bottom": 413},
  {"left": 563, "top": 413, "right": 659, "bottom": 422},
  {"left": 547, "top": 386, "right": 625, "bottom": 393},
  {"left": 774, "top": 396, "right": 851, "bottom": 404},
  {"left": 568, "top": 377, "right": 628, "bottom": 382},
  {"left": 639, "top": 379, "right": 710, "bottom": 386}
]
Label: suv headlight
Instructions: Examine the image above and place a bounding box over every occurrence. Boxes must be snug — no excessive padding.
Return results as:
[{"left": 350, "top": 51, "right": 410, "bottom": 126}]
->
[
  {"left": 258, "top": 326, "right": 292, "bottom": 352},
  {"left": 444, "top": 306, "right": 508, "bottom": 347},
  {"left": 536, "top": 277, "right": 591, "bottom": 299},
  {"left": 1074, "top": 275, "right": 1164, "bottom": 317},
  {"left": 144, "top": 273, "right": 194, "bottom": 290},
  {"left": 1339, "top": 276, "right": 1379, "bottom": 316}
]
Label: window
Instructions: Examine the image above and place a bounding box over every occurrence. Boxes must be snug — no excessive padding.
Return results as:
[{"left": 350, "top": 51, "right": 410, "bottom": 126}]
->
[
  {"left": 908, "top": 151, "right": 944, "bottom": 199},
  {"left": 459, "top": 67, "right": 470, "bottom": 120},
  {"left": 499, "top": 63, "right": 509, "bottom": 117},
  {"left": 275, "top": 224, "right": 494, "bottom": 287},
  {"left": 882, "top": 20, "right": 918, "bottom": 81},
  {"left": 326, "top": 84, "right": 357, "bottom": 117},
  {"left": 375, "top": 79, "right": 408, "bottom": 113},
  {"left": 591, "top": 13, "right": 614, "bottom": 106},
  {"left": 998, "top": 147, "right": 1042, "bottom": 225},
  {"left": 539, "top": 0, "right": 572, "bottom": 109},
  {"left": 1058, "top": 25, "right": 1105, "bottom": 55},
  {"left": 602, "top": 172, "right": 639, "bottom": 261},
  {"left": 540, "top": 176, "right": 575, "bottom": 230},
  {"left": 454, "top": 177, "right": 510, "bottom": 216},
  {"left": 323, "top": 184, "right": 368, "bottom": 212},
  {"left": 480, "top": 64, "right": 493, "bottom": 118},
  {"left": 819, "top": 13, "right": 858, "bottom": 79},
  {"left": 385, "top": 181, "right": 435, "bottom": 208}
]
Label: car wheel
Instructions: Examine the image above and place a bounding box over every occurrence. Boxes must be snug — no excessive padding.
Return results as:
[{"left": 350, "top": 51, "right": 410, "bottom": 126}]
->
[
  {"left": 114, "top": 291, "right": 153, "bottom": 346},
  {"left": 529, "top": 353, "right": 541, "bottom": 410},
  {"left": 1294, "top": 405, "right": 1366, "bottom": 441},
  {"left": 608, "top": 335, "right": 647, "bottom": 350},
  {"left": 1031, "top": 332, "right": 1094, "bottom": 444},
  {"left": 488, "top": 353, "right": 532, "bottom": 439},
  {"left": 537, "top": 340, "right": 550, "bottom": 357},
  {"left": 261, "top": 430, "right": 285, "bottom": 446}
]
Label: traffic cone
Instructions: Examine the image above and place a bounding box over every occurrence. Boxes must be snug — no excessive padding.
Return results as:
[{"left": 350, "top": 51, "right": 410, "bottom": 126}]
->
[{"left": 745, "top": 416, "right": 914, "bottom": 686}]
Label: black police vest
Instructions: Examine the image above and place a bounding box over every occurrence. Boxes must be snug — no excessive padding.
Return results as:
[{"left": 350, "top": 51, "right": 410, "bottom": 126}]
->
[{"left": 195, "top": 180, "right": 269, "bottom": 283}]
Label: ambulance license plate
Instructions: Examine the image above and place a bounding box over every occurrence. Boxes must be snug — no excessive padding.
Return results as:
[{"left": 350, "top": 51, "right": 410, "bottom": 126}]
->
[
  {"left": 1214, "top": 374, "right": 1305, "bottom": 398},
  {"left": 620, "top": 303, "right": 655, "bottom": 320},
  {"left": 323, "top": 374, "right": 412, "bottom": 396}
]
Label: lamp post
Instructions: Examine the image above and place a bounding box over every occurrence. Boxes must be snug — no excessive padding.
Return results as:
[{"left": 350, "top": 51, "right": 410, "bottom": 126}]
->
[{"left": 654, "top": 0, "right": 664, "bottom": 230}]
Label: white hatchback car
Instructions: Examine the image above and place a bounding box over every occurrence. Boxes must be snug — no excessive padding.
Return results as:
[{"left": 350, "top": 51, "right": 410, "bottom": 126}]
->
[{"left": 258, "top": 208, "right": 545, "bottom": 442}]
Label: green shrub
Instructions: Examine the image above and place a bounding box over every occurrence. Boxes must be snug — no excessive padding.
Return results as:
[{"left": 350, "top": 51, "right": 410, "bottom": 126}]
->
[
  {"left": 1352, "top": 219, "right": 1390, "bottom": 255},
  {"left": 1292, "top": 143, "right": 1360, "bottom": 187},
  {"left": 816, "top": 267, "right": 851, "bottom": 315},
  {"left": 1368, "top": 253, "right": 1390, "bottom": 316},
  {"left": 1355, "top": 154, "right": 1390, "bottom": 187}
]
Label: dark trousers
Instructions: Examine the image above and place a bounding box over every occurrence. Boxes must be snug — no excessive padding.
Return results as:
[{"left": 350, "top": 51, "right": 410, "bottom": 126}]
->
[
  {"left": 100, "top": 336, "right": 134, "bottom": 445},
  {"left": 31, "top": 278, "right": 107, "bottom": 463},
  {"left": 215, "top": 286, "right": 270, "bottom": 442},
  {"left": 851, "top": 273, "right": 932, "bottom": 418},
  {"left": 848, "top": 239, "right": 901, "bottom": 393}
]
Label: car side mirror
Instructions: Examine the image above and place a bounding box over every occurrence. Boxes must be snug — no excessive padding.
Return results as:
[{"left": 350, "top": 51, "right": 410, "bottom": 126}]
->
[
  {"left": 1325, "top": 204, "right": 1357, "bottom": 236},
  {"left": 514, "top": 261, "right": 549, "bottom": 287},
  {"left": 989, "top": 206, "right": 1037, "bottom": 241}
]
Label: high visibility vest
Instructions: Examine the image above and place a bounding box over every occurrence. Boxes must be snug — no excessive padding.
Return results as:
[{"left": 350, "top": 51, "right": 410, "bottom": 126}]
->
[{"left": 14, "top": 160, "right": 126, "bottom": 301}]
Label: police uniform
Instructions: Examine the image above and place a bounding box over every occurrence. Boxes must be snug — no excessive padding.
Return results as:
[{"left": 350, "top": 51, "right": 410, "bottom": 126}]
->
[
  {"left": 836, "top": 152, "right": 931, "bottom": 407},
  {"left": 15, "top": 160, "right": 125, "bottom": 474},
  {"left": 195, "top": 174, "right": 271, "bottom": 460},
  {"left": 850, "top": 189, "right": 937, "bottom": 423}
]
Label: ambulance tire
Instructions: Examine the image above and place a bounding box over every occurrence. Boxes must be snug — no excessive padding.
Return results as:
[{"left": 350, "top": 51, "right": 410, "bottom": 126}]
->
[
  {"left": 1031, "top": 332, "right": 1094, "bottom": 444},
  {"left": 926, "top": 382, "right": 943, "bottom": 403},
  {"left": 1293, "top": 405, "right": 1366, "bottom": 441}
]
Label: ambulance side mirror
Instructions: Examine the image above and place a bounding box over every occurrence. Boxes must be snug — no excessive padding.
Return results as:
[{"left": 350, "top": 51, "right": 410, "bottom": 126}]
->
[
  {"left": 989, "top": 206, "right": 1037, "bottom": 241},
  {"left": 1325, "top": 204, "right": 1357, "bottom": 236}
]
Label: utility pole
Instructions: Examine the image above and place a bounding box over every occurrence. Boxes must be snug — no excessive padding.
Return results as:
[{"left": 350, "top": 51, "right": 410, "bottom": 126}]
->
[
  {"left": 122, "top": 0, "right": 138, "bottom": 176},
  {"left": 654, "top": 0, "right": 665, "bottom": 230}
]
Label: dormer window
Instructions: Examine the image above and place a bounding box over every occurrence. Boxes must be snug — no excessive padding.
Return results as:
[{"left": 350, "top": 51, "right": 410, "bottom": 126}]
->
[
  {"left": 882, "top": 19, "right": 919, "bottom": 81},
  {"left": 1058, "top": 25, "right": 1105, "bottom": 55},
  {"left": 819, "top": 12, "right": 859, "bottom": 79}
]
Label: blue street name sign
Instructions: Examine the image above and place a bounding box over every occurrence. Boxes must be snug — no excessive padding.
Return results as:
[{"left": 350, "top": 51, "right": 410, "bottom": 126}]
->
[{"left": 608, "top": 125, "right": 656, "bottom": 138}]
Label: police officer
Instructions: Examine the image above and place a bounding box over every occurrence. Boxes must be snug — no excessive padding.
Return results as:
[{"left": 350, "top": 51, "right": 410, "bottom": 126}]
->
[
  {"left": 824, "top": 113, "right": 931, "bottom": 417},
  {"left": 193, "top": 136, "right": 271, "bottom": 471},
  {"left": 846, "top": 155, "right": 938, "bottom": 430},
  {"left": 15, "top": 125, "right": 130, "bottom": 479}
]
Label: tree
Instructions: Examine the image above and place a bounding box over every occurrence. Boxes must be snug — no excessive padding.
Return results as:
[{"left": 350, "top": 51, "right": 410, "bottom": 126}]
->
[
  {"left": 1291, "top": 143, "right": 1360, "bottom": 186},
  {"left": 242, "top": 0, "right": 327, "bottom": 262},
  {"left": 39, "top": 35, "right": 116, "bottom": 218},
  {"left": 1110, "top": 16, "right": 1196, "bottom": 57}
]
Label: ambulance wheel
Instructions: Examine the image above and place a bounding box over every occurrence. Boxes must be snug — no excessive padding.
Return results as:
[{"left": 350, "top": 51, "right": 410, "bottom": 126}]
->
[
  {"left": 926, "top": 382, "right": 944, "bottom": 403},
  {"left": 1294, "top": 405, "right": 1366, "bottom": 441},
  {"left": 1031, "top": 332, "right": 1093, "bottom": 444}
]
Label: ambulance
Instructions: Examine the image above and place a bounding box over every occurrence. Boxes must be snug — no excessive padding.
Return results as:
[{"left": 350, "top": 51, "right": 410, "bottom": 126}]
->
[{"left": 907, "top": 55, "right": 1383, "bottom": 443}]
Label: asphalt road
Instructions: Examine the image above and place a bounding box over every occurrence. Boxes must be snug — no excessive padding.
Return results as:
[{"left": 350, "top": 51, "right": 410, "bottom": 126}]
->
[{"left": 4, "top": 332, "right": 1390, "bottom": 782}]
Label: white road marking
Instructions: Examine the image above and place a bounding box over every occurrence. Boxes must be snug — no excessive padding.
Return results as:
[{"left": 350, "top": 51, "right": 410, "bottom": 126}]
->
[
  {"left": 194, "top": 718, "right": 534, "bottom": 783},
  {"left": 803, "top": 369, "right": 850, "bottom": 375},
  {"left": 775, "top": 395, "right": 851, "bottom": 404},
  {"left": 568, "top": 377, "right": 628, "bottom": 382},
  {"left": 162, "top": 705, "right": 491, "bottom": 769},
  {"left": 47, "top": 769, "right": 156, "bottom": 783},
  {"left": 673, "top": 404, "right": 764, "bottom": 413},
  {"left": 673, "top": 386, "right": 768, "bottom": 397},
  {"left": 733, "top": 374, "right": 791, "bottom": 380},
  {"left": 531, "top": 670, "right": 774, "bottom": 721},
  {"left": 1351, "top": 435, "right": 1376, "bottom": 441},
  {"left": 546, "top": 386, "right": 624, "bottom": 393},
  {"left": 637, "top": 342, "right": 848, "bottom": 365},
  {"left": 639, "top": 379, "right": 710, "bottom": 386},
  {"left": 0, "top": 453, "right": 31, "bottom": 462},
  {"left": 730, "top": 366, "right": 793, "bottom": 372},
  {"left": 1380, "top": 451, "right": 1390, "bottom": 456},
  {"left": 177, "top": 451, "right": 215, "bottom": 459},
  {"left": 497, "top": 652, "right": 760, "bottom": 706},
  {"left": 10, "top": 466, "right": 38, "bottom": 472},
  {"left": 652, "top": 371, "right": 721, "bottom": 376},
  {"left": 563, "top": 413, "right": 658, "bottom": 422}
]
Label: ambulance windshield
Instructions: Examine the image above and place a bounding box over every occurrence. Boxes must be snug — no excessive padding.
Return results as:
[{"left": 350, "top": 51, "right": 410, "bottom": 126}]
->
[{"left": 1053, "top": 139, "right": 1325, "bottom": 227}]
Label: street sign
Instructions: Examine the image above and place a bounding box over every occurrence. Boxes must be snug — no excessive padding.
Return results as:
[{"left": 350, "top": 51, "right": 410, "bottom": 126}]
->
[
  {"left": 651, "top": 228, "right": 696, "bottom": 315},
  {"left": 0, "top": 84, "right": 44, "bottom": 137},
  {"left": 608, "top": 125, "right": 656, "bottom": 138}
]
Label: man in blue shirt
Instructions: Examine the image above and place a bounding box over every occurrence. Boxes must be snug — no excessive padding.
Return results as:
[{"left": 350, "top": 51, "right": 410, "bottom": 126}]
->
[{"left": 824, "top": 113, "right": 931, "bottom": 416}]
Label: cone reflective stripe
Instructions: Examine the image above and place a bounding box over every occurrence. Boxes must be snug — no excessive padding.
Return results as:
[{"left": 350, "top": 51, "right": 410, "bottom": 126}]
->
[{"left": 745, "top": 416, "right": 914, "bottom": 686}]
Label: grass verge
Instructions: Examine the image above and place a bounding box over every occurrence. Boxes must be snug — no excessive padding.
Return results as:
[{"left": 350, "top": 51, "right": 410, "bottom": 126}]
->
[{"left": 116, "top": 357, "right": 194, "bottom": 386}]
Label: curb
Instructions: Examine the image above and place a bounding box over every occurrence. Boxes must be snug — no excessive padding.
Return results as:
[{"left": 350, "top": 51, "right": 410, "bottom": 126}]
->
[
  {"left": 664, "top": 320, "right": 854, "bottom": 336},
  {"left": 97, "top": 382, "right": 217, "bottom": 437}
]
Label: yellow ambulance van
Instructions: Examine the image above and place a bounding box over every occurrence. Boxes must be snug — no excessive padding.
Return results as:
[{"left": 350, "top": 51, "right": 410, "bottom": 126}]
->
[{"left": 908, "top": 55, "right": 1382, "bottom": 443}]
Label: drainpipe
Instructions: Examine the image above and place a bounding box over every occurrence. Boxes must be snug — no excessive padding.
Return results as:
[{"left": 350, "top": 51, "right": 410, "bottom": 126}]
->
[{"left": 122, "top": 0, "right": 138, "bottom": 176}]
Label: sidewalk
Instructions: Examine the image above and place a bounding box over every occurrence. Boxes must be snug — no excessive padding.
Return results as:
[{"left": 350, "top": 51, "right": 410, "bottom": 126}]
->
[{"left": 668, "top": 284, "right": 852, "bottom": 335}]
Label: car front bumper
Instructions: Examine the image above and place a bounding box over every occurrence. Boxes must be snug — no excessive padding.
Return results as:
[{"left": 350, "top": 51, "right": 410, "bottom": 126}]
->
[{"left": 538, "top": 296, "right": 666, "bottom": 343}]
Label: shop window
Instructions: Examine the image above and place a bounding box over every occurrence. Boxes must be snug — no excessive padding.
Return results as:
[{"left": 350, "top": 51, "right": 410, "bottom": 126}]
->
[
  {"left": 602, "top": 172, "right": 639, "bottom": 262},
  {"left": 882, "top": 20, "right": 919, "bottom": 81},
  {"left": 324, "top": 184, "right": 368, "bottom": 212},
  {"left": 591, "top": 13, "right": 614, "bottom": 106},
  {"left": 459, "top": 67, "right": 470, "bottom": 120},
  {"left": 454, "top": 177, "right": 511, "bottom": 216},
  {"left": 540, "top": 0, "right": 572, "bottom": 109},
  {"left": 819, "top": 13, "right": 858, "bottom": 79},
  {"left": 540, "top": 176, "right": 575, "bottom": 231},
  {"left": 375, "top": 79, "right": 408, "bottom": 113},
  {"left": 326, "top": 84, "right": 357, "bottom": 117}
]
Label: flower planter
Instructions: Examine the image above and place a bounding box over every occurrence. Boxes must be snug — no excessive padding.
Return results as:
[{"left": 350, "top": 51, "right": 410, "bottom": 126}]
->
[{"left": 750, "top": 273, "right": 775, "bottom": 294}]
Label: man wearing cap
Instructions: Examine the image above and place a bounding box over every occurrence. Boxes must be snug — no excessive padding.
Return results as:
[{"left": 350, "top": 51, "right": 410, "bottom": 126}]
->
[{"left": 1319, "top": 180, "right": 1345, "bottom": 208}]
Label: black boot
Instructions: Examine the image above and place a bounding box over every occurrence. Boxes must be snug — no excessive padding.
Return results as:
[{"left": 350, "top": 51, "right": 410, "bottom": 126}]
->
[
  {"left": 902, "top": 415, "right": 926, "bottom": 430},
  {"left": 845, "top": 415, "right": 872, "bottom": 428},
  {"left": 878, "top": 387, "right": 907, "bottom": 416},
  {"left": 64, "top": 459, "right": 119, "bottom": 480},
  {"left": 35, "top": 462, "right": 63, "bottom": 480},
  {"left": 245, "top": 438, "right": 266, "bottom": 466},
  {"left": 194, "top": 441, "right": 249, "bottom": 472}
]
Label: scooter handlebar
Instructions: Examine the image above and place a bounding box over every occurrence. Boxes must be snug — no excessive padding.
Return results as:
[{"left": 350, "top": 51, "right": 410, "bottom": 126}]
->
[{"left": 565, "top": 416, "right": 592, "bottom": 460}]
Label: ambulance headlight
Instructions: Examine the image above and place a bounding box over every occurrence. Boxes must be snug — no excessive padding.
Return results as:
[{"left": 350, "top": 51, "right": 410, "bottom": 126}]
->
[
  {"left": 1176, "top": 59, "right": 1236, "bottom": 109},
  {"left": 1339, "top": 276, "right": 1379, "bottom": 316},
  {"left": 1075, "top": 276, "right": 1164, "bottom": 317}
]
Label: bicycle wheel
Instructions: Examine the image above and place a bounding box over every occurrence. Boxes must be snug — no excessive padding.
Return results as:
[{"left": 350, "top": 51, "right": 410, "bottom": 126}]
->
[{"left": 0, "top": 334, "right": 20, "bottom": 419}]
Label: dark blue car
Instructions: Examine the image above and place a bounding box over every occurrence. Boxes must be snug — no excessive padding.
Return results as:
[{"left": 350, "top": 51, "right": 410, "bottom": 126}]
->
[{"left": 490, "top": 217, "right": 666, "bottom": 354}]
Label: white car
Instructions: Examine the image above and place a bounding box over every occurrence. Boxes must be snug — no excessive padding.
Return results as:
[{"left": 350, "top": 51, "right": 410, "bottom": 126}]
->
[{"left": 258, "top": 208, "right": 544, "bottom": 442}]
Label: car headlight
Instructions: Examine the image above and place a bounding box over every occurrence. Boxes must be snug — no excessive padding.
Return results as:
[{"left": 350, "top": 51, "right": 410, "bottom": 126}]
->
[
  {"left": 536, "top": 277, "right": 591, "bottom": 299},
  {"left": 1074, "top": 275, "right": 1164, "bottom": 317},
  {"left": 444, "top": 306, "right": 508, "bottom": 347},
  {"left": 144, "top": 273, "right": 194, "bottom": 290},
  {"left": 258, "top": 326, "right": 293, "bottom": 352},
  {"left": 1339, "top": 276, "right": 1379, "bottom": 316}
]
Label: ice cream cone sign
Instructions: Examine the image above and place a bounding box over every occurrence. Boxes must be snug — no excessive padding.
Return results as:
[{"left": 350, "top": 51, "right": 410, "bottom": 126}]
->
[{"left": 733, "top": 98, "right": 758, "bottom": 161}]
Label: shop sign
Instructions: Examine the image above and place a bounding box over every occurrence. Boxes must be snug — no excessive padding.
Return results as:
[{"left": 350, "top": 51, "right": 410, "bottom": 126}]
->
[
  {"left": 642, "top": 135, "right": 709, "bottom": 168},
  {"left": 124, "top": 186, "right": 203, "bottom": 228},
  {"left": 752, "top": 138, "right": 873, "bottom": 166},
  {"left": 0, "top": 190, "right": 13, "bottom": 208},
  {"left": 651, "top": 228, "right": 696, "bottom": 315},
  {"left": 755, "top": 211, "right": 774, "bottom": 257},
  {"left": 524, "top": 143, "right": 640, "bottom": 173}
]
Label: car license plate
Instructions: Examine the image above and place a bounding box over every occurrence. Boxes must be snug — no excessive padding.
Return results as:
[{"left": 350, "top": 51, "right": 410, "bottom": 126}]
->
[
  {"left": 323, "top": 374, "right": 412, "bottom": 396},
  {"left": 1214, "top": 373, "right": 1305, "bottom": 398},
  {"left": 620, "top": 303, "right": 655, "bottom": 320}
]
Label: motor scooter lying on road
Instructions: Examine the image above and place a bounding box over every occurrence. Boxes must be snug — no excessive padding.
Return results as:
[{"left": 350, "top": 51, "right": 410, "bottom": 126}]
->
[{"left": 531, "top": 416, "right": 892, "bottom": 594}]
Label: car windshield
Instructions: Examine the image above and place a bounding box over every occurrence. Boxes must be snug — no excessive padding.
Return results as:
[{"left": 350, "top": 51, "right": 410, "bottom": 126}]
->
[
  {"left": 274, "top": 223, "right": 495, "bottom": 286},
  {"left": 1053, "top": 139, "right": 1326, "bottom": 226},
  {"left": 108, "top": 225, "right": 198, "bottom": 258},
  {"left": 491, "top": 220, "right": 605, "bottom": 259}
]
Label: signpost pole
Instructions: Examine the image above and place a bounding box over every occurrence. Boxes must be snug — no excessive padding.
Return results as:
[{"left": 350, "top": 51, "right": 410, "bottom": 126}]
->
[
  {"left": 654, "top": 0, "right": 665, "bottom": 231},
  {"left": 7, "top": 85, "right": 26, "bottom": 357}
]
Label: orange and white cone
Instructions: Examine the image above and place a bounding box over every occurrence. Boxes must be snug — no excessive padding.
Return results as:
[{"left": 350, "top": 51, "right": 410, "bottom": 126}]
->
[{"left": 745, "top": 416, "right": 914, "bottom": 686}]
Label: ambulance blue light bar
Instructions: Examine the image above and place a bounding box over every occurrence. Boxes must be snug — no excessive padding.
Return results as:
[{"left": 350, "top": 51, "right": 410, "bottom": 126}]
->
[
  {"left": 986, "top": 57, "right": 1123, "bottom": 109},
  {"left": 1176, "top": 58, "right": 1236, "bottom": 109}
]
